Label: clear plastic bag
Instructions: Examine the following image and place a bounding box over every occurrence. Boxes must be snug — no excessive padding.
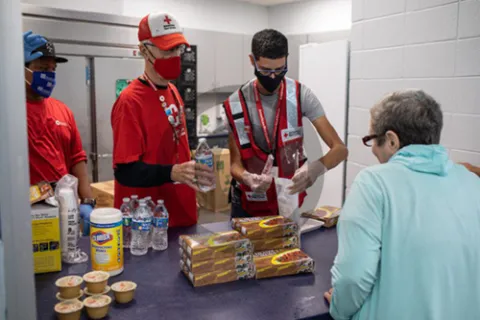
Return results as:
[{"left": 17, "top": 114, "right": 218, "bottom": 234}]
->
[
  {"left": 55, "top": 174, "right": 88, "bottom": 264},
  {"left": 275, "top": 177, "right": 302, "bottom": 223}
]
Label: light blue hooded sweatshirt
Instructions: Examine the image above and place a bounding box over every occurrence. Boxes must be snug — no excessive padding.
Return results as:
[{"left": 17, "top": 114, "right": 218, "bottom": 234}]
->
[{"left": 330, "top": 145, "right": 480, "bottom": 320}]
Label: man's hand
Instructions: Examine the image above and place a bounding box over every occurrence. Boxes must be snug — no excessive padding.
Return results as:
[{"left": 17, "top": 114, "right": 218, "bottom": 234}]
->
[
  {"left": 288, "top": 160, "right": 327, "bottom": 195},
  {"left": 23, "top": 31, "right": 47, "bottom": 63},
  {"left": 242, "top": 171, "right": 272, "bottom": 193},
  {"left": 171, "top": 160, "right": 215, "bottom": 192},
  {"left": 324, "top": 288, "right": 333, "bottom": 304}
]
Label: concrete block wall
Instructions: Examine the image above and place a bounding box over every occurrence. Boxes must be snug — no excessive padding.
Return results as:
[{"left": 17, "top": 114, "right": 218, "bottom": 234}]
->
[{"left": 347, "top": 0, "right": 480, "bottom": 190}]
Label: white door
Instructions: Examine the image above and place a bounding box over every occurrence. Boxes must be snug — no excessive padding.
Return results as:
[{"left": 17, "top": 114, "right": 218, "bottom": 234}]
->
[
  {"left": 93, "top": 57, "right": 144, "bottom": 182},
  {"left": 299, "top": 40, "right": 349, "bottom": 210},
  {"left": 52, "top": 55, "right": 92, "bottom": 181}
]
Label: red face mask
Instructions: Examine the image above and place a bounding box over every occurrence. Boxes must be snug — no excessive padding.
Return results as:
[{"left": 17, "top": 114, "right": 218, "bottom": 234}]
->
[{"left": 153, "top": 56, "right": 182, "bottom": 80}]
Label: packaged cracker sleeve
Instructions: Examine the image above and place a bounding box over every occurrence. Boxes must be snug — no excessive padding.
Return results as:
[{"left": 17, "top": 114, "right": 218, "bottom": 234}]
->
[
  {"left": 254, "top": 248, "right": 315, "bottom": 279},
  {"left": 251, "top": 235, "right": 300, "bottom": 252},
  {"left": 180, "top": 259, "right": 256, "bottom": 287},
  {"left": 301, "top": 206, "right": 341, "bottom": 228},
  {"left": 178, "top": 231, "right": 253, "bottom": 263},
  {"left": 179, "top": 247, "right": 254, "bottom": 274},
  {"left": 231, "top": 216, "right": 299, "bottom": 240}
]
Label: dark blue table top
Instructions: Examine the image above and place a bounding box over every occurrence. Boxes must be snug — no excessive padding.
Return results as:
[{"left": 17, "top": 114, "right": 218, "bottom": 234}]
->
[{"left": 35, "top": 222, "right": 337, "bottom": 320}]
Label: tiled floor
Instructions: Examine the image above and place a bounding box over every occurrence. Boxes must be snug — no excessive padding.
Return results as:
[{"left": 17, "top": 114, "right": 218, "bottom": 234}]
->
[{"left": 198, "top": 208, "right": 230, "bottom": 224}]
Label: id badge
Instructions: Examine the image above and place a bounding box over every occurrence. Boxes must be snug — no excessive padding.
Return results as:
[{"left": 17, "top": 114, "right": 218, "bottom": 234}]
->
[{"left": 245, "top": 192, "right": 268, "bottom": 202}]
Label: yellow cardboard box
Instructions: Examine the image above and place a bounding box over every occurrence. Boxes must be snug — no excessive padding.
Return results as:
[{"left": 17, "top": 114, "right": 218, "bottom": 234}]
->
[
  {"left": 31, "top": 203, "right": 62, "bottom": 274},
  {"left": 194, "top": 148, "right": 231, "bottom": 213}
]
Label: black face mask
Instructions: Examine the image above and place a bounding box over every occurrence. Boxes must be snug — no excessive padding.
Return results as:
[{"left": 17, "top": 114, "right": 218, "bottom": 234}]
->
[{"left": 255, "top": 70, "right": 287, "bottom": 93}]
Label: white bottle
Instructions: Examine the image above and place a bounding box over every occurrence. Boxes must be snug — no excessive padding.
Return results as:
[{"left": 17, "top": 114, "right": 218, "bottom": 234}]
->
[
  {"left": 144, "top": 196, "right": 155, "bottom": 248},
  {"left": 195, "top": 138, "right": 216, "bottom": 192},
  {"left": 130, "top": 200, "right": 151, "bottom": 256},
  {"left": 57, "top": 188, "right": 80, "bottom": 263},
  {"left": 152, "top": 200, "right": 169, "bottom": 251},
  {"left": 120, "top": 198, "right": 132, "bottom": 249}
]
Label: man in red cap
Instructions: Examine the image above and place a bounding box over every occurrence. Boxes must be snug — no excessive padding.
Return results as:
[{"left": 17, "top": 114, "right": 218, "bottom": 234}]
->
[{"left": 111, "top": 12, "right": 214, "bottom": 227}]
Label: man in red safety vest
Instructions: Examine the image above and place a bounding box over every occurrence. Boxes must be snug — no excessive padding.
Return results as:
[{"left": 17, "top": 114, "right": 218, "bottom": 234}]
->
[{"left": 223, "top": 29, "right": 348, "bottom": 218}]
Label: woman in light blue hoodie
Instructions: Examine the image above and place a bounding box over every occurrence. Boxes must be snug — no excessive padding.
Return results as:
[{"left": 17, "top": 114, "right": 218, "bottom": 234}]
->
[{"left": 325, "top": 90, "right": 480, "bottom": 320}]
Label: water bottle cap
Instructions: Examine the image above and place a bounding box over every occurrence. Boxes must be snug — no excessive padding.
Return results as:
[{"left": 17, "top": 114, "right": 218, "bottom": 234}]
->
[
  {"left": 157, "top": 200, "right": 164, "bottom": 204},
  {"left": 139, "top": 199, "right": 146, "bottom": 205},
  {"left": 198, "top": 138, "right": 206, "bottom": 143},
  {"left": 131, "top": 195, "right": 138, "bottom": 199},
  {"left": 122, "top": 197, "right": 130, "bottom": 202},
  {"left": 145, "top": 196, "right": 152, "bottom": 200}
]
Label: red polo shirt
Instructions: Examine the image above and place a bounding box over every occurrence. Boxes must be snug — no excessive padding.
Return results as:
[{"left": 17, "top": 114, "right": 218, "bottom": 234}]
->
[
  {"left": 111, "top": 79, "right": 197, "bottom": 227},
  {"left": 27, "top": 97, "right": 87, "bottom": 185}
]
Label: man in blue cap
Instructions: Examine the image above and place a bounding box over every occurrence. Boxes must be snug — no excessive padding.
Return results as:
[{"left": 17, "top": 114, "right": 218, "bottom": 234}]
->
[{"left": 23, "top": 31, "right": 95, "bottom": 232}]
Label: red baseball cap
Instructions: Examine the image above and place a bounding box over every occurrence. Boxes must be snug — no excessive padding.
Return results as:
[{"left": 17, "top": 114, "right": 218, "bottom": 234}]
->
[{"left": 138, "top": 12, "right": 189, "bottom": 51}]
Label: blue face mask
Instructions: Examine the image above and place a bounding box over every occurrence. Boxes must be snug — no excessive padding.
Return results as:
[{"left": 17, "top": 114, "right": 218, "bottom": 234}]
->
[{"left": 25, "top": 67, "right": 56, "bottom": 98}]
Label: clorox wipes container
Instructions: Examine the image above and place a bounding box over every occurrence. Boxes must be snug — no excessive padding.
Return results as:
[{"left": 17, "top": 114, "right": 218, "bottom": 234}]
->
[{"left": 90, "top": 208, "right": 124, "bottom": 276}]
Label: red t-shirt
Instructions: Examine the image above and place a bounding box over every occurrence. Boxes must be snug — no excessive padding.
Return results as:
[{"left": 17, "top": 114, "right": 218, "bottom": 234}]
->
[
  {"left": 27, "top": 97, "right": 87, "bottom": 185},
  {"left": 111, "top": 79, "right": 197, "bottom": 227}
]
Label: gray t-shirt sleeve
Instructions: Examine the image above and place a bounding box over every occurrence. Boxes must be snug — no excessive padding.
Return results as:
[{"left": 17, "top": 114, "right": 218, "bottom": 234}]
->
[{"left": 300, "top": 84, "right": 325, "bottom": 122}]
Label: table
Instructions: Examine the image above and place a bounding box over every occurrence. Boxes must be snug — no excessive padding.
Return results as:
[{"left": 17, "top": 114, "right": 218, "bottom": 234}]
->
[{"left": 35, "top": 222, "right": 337, "bottom": 320}]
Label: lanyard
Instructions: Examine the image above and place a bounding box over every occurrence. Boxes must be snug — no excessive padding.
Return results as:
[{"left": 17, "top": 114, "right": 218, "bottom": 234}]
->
[
  {"left": 143, "top": 73, "right": 183, "bottom": 162},
  {"left": 253, "top": 79, "right": 284, "bottom": 155}
]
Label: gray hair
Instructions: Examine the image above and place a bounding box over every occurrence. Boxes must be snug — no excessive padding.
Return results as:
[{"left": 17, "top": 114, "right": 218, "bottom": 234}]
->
[{"left": 371, "top": 89, "right": 443, "bottom": 147}]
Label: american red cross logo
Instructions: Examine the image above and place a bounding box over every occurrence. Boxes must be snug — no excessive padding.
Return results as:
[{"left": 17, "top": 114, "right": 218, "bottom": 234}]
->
[
  {"left": 164, "top": 15, "right": 172, "bottom": 24},
  {"left": 284, "top": 132, "right": 288, "bottom": 138}
]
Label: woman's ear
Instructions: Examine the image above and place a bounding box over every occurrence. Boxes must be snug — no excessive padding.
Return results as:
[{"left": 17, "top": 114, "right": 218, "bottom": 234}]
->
[{"left": 385, "top": 130, "right": 401, "bottom": 152}]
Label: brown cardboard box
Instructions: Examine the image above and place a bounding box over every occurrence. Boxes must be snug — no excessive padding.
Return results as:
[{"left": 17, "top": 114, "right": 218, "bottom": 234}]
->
[
  {"left": 91, "top": 180, "right": 114, "bottom": 208},
  {"left": 179, "top": 248, "right": 253, "bottom": 274},
  {"left": 180, "top": 259, "right": 256, "bottom": 287},
  {"left": 231, "top": 216, "right": 299, "bottom": 240},
  {"left": 302, "top": 206, "right": 341, "bottom": 228},
  {"left": 254, "top": 249, "right": 315, "bottom": 279},
  {"left": 179, "top": 231, "right": 253, "bottom": 263},
  {"left": 195, "top": 148, "right": 231, "bottom": 213}
]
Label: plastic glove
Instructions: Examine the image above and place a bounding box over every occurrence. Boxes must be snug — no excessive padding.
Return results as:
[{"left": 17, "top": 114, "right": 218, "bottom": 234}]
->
[
  {"left": 288, "top": 160, "right": 327, "bottom": 195},
  {"left": 242, "top": 171, "right": 273, "bottom": 193},
  {"left": 23, "top": 30, "right": 47, "bottom": 63},
  {"left": 79, "top": 204, "right": 94, "bottom": 236}
]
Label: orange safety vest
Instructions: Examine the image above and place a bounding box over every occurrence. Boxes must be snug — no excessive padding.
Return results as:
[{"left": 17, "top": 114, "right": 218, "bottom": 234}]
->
[{"left": 223, "top": 77, "right": 307, "bottom": 217}]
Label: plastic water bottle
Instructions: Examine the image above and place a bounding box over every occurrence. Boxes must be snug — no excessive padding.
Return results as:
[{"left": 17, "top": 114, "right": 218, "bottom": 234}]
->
[
  {"left": 130, "top": 200, "right": 151, "bottom": 256},
  {"left": 120, "top": 198, "right": 132, "bottom": 249},
  {"left": 130, "top": 195, "right": 140, "bottom": 211},
  {"left": 144, "top": 196, "right": 155, "bottom": 248},
  {"left": 152, "top": 200, "right": 169, "bottom": 251},
  {"left": 195, "top": 138, "right": 216, "bottom": 192}
]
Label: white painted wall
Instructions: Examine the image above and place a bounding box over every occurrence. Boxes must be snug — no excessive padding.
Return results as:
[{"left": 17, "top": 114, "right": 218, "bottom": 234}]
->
[
  {"left": 21, "top": 0, "right": 269, "bottom": 34},
  {"left": 20, "top": 0, "right": 124, "bottom": 15},
  {"left": 268, "top": 0, "right": 352, "bottom": 35},
  {"left": 122, "top": 0, "right": 268, "bottom": 34},
  {"left": 347, "top": 0, "right": 480, "bottom": 189}
]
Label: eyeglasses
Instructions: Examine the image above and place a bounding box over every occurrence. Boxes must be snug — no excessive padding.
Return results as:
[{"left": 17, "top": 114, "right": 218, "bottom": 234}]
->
[
  {"left": 253, "top": 58, "right": 288, "bottom": 76},
  {"left": 362, "top": 134, "right": 379, "bottom": 147},
  {"left": 144, "top": 42, "right": 186, "bottom": 56}
]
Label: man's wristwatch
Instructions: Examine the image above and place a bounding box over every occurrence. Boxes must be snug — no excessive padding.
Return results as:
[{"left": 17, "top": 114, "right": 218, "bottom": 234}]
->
[{"left": 81, "top": 198, "right": 97, "bottom": 208}]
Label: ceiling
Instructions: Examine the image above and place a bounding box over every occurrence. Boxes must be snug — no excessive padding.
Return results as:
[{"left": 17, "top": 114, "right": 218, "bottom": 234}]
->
[{"left": 235, "top": 0, "right": 305, "bottom": 6}]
